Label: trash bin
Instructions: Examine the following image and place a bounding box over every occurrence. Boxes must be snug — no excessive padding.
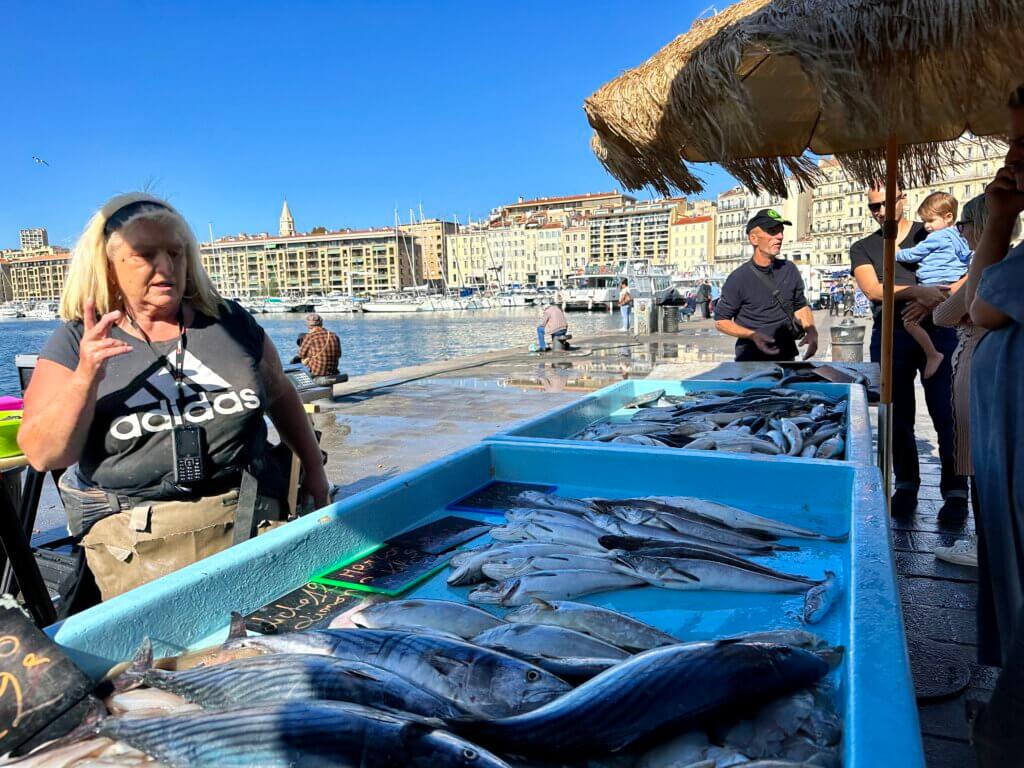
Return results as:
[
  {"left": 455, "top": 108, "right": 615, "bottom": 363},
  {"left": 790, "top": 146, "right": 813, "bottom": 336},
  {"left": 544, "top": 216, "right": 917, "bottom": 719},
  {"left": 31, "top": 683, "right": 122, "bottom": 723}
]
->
[
  {"left": 660, "top": 305, "right": 680, "bottom": 333},
  {"left": 830, "top": 318, "right": 865, "bottom": 362}
]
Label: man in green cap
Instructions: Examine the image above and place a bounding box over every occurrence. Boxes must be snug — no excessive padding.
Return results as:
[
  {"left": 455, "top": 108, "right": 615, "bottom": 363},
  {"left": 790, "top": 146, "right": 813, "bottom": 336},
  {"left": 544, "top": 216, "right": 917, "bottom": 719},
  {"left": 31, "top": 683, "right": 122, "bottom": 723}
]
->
[{"left": 714, "top": 208, "right": 818, "bottom": 361}]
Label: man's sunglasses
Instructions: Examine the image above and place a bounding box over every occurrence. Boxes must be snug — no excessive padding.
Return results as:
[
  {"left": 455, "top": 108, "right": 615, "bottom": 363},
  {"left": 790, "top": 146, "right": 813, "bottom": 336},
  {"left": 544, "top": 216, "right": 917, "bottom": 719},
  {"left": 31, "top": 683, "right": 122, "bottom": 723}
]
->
[{"left": 867, "top": 194, "right": 906, "bottom": 213}]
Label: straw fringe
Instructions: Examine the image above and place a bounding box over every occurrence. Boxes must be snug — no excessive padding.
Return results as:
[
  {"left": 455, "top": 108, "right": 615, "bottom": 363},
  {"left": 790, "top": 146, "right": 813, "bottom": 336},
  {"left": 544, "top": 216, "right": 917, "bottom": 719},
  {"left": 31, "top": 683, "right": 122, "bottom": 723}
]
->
[{"left": 585, "top": 0, "right": 1024, "bottom": 196}]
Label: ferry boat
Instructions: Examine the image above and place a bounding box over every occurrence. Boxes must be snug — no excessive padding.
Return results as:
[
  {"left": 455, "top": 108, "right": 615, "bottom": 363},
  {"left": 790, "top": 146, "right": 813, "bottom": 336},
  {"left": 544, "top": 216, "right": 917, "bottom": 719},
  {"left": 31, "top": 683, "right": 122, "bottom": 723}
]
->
[{"left": 560, "top": 273, "right": 620, "bottom": 311}]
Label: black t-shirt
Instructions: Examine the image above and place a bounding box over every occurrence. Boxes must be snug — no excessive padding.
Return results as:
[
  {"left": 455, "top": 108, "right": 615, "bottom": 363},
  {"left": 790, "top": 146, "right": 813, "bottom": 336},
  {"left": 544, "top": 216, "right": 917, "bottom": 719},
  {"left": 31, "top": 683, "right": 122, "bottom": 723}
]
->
[
  {"left": 849, "top": 222, "right": 926, "bottom": 327},
  {"left": 714, "top": 259, "right": 808, "bottom": 361},
  {"left": 40, "top": 300, "right": 268, "bottom": 499}
]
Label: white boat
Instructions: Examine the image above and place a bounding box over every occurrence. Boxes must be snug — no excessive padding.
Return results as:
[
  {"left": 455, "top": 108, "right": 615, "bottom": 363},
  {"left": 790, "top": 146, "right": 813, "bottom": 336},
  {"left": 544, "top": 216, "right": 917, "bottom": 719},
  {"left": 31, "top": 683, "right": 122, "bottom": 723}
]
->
[
  {"left": 0, "top": 306, "right": 23, "bottom": 319},
  {"left": 262, "top": 297, "right": 291, "bottom": 314},
  {"left": 561, "top": 274, "right": 620, "bottom": 311},
  {"left": 361, "top": 294, "right": 426, "bottom": 313},
  {"left": 25, "top": 302, "right": 58, "bottom": 320},
  {"left": 314, "top": 297, "right": 360, "bottom": 313}
]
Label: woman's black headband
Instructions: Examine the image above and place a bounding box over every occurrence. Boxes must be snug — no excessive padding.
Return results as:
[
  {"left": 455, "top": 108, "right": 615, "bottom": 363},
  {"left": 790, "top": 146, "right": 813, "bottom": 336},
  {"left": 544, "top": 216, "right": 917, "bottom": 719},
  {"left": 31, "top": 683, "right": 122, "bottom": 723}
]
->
[{"left": 103, "top": 200, "right": 172, "bottom": 237}]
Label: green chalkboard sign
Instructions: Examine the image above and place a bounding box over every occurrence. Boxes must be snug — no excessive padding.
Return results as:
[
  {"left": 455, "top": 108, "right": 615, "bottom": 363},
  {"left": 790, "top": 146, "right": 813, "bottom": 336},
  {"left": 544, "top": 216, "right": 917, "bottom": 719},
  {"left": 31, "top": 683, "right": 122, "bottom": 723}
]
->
[{"left": 314, "top": 544, "right": 450, "bottom": 596}]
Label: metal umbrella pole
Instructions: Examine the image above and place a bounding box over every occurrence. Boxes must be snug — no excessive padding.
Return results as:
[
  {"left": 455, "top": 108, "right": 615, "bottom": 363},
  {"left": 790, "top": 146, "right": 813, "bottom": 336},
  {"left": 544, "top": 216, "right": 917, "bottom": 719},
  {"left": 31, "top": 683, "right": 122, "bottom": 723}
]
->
[{"left": 877, "top": 136, "right": 900, "bottom": 509}]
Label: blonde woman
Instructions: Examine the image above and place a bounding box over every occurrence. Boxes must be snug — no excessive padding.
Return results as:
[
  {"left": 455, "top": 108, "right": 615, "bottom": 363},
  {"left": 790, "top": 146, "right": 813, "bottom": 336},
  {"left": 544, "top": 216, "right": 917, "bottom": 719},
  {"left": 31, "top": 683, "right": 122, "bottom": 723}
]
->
[{"left": 19, "top": 193, "right": 329, "bottom": 604}]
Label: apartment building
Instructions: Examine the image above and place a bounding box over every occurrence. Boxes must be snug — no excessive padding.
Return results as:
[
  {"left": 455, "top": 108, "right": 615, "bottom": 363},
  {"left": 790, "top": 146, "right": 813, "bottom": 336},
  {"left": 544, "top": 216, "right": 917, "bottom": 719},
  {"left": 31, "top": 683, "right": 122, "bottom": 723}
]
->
[
  {"left": 19, "top": 228, "right": 48, "bottom": 252},
  {"left": 560, "top": 225, "right": 590, "bottom": 277},
  {"left": 445, "top": 227, "right": 491, "bottom": 288},
  {"left": 669, "top": 215, "right": 716, "bottom": 273},
  {"left": 588, "top": 199, "right": 684, "bottom": 270},
  {"left": 810, "top": 136, "right": 1006, "bottom": 267},
  {"left": 9, "top": 250, "right": 70, "bottom": 301},
  {"left": 495, "top": 191, "right": 635, "bottom": 221},
  {"left": 715, "top": 182, "right": 812, "bottom": 268},
  {"left": 201, "top": 230, "right": 414, "bottom": 297},
  {"left": 398, "top": 219, "right": 459, "bottom": 285}
]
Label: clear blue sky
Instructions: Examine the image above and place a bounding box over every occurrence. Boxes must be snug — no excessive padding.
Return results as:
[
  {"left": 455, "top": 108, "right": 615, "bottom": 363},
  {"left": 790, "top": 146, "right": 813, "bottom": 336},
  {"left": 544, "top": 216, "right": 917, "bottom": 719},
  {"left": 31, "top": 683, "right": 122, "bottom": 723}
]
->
[{"left": 0, "top": 1, "right": 736, "bottom": 249}]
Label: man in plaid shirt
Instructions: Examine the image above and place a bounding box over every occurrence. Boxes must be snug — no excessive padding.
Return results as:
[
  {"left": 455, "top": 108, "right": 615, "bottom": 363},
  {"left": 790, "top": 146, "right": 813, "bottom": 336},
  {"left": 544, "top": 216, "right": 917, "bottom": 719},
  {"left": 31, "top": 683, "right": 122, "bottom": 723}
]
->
[{"left": 298, "top": 313, "right": 341, "bottom": 384}]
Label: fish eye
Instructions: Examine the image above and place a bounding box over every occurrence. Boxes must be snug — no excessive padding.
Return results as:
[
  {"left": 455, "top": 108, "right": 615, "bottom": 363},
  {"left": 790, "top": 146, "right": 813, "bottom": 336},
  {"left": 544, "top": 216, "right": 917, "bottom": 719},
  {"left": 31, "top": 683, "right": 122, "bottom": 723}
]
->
[
  {"left": 462, "top": 748, "right": 478, "bottom": 761},
  {"left": 525, "top": 669, "right": 540, "bottom": 682}
]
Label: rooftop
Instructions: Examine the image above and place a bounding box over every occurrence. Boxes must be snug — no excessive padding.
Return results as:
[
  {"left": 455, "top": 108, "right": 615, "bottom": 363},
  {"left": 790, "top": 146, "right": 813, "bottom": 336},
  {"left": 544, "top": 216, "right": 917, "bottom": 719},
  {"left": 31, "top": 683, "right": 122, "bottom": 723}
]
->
[{"left": 501, "top": 191, "right": 636, "bottom": 210}]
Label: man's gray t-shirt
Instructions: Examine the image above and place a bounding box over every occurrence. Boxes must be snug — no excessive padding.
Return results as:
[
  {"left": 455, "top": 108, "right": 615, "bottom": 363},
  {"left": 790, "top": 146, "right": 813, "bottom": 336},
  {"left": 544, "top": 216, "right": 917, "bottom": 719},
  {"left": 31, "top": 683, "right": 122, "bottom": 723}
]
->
[{"left": 40, "top": 300, "right": 269, "bottom": 500}]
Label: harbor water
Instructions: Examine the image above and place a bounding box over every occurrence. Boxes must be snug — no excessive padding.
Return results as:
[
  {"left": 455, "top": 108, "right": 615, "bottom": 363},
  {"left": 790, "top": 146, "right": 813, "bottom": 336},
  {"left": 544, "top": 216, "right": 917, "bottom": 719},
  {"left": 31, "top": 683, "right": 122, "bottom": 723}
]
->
[{"left": 0, "top": 308, "right": 624, "bottom": 395}]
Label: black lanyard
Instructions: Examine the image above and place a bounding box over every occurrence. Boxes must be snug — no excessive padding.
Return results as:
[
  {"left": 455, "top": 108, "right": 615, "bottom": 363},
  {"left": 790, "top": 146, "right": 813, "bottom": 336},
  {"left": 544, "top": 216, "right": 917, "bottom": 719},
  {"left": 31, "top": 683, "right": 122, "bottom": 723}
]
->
[{"left": 129, "top": 308, "right": 188, "bottom": 405}]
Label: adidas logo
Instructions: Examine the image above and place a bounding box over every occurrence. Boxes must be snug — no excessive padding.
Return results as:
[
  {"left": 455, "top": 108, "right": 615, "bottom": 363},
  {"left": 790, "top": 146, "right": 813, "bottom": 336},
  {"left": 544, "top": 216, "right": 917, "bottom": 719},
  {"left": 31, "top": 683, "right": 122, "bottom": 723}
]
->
[{"left": 110, "top": 350, "right": 261, "bottom": 441}]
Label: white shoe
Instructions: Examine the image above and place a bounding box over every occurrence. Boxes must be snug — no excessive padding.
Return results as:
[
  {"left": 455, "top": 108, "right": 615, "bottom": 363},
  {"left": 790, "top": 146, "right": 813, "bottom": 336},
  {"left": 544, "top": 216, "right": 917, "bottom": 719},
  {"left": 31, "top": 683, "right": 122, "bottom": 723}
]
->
[{"left": 934, "top": 536, "right": 978, "bottom": 567}]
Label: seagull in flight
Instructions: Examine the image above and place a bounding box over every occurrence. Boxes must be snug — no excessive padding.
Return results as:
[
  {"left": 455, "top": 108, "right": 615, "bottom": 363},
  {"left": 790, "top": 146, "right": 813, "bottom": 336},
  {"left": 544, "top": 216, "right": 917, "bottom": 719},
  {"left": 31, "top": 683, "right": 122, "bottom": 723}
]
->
[{"left": 31, "top": 156, "right": 49, "bottom": 166}]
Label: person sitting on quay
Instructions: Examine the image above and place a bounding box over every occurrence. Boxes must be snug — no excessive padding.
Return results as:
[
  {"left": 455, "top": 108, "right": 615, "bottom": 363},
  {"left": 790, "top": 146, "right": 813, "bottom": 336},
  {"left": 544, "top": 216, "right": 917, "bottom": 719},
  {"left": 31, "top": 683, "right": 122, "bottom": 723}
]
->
[
  {"left": 17, "top": 192, "right": 330, "bottom": 610},
  {"left": 536, "top": 299, "right": 569, "bottom": 352},
  {"left": 713, "top": 208, "right": 818, "bottom": 362},
  {"left": 298, "top": 312, "right": 342, "bottom": 385}
]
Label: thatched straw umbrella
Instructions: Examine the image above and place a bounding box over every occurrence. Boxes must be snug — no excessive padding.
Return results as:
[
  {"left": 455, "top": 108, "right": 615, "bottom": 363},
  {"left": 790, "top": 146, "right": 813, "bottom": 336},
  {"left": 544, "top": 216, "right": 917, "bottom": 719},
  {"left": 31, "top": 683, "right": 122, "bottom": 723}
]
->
[{"left": 585, "top": 0, "right": 1023, "bottom": 494}]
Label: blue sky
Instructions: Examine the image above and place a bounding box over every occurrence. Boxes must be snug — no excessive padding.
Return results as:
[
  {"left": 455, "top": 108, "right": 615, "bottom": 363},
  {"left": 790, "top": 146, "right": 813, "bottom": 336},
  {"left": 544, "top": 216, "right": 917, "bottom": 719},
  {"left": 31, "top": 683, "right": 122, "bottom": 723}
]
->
[{"left": 0, "top": 1, "right": 736, "bottom": 249}]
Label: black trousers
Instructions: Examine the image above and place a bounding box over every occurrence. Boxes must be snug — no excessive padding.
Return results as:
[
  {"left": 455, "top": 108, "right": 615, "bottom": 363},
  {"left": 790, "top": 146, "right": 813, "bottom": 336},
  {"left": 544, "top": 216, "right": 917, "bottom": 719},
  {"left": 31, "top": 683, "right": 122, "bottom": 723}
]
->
[
  {"left": 700, "top": 301, "right": 711, "bottom": 319},
  {"left": 869, "top": 322, "right": 967, "bottom": 497}
]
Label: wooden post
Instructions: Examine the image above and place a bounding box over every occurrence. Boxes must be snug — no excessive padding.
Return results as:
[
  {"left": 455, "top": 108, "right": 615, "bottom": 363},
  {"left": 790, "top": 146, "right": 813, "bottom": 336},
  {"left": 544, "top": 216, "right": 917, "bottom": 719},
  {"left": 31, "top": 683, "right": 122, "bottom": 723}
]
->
[{"left": 878, "top": 136, "right": 900, "bottom": 504}]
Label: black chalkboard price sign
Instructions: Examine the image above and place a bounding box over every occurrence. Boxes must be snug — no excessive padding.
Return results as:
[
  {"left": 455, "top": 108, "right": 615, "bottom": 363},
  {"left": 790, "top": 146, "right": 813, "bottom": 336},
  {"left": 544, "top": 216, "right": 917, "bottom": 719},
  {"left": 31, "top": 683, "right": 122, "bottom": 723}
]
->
[
  {"left": 0, "top": 597, "right": 95, "bottom": 755},
  {"left": 243, "top": 582, "right": 366, "bottom": 634}
]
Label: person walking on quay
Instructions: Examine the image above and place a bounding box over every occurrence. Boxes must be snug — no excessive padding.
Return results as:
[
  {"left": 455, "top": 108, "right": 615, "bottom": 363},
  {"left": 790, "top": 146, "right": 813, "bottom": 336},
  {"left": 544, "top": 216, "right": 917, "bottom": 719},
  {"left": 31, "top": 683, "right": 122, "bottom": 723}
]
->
[
  {"left": 714, "top": 209, "right": 818, "bottom": 362},
  {"left": 618, "top": 279, "right": 633, "bottom": 333},
  {"left": 17, "top": 193, "right": 329, "bottom": 609},
  {"left": 961, "top": 86, "right": 1024, "bottom": 766},
  {"left": 536, "top": 299, "right": 568, "bottom": 352},
  {"left": 850, "top": 186, "right": 967, "bottom": 520},
  {"left": 298, "top": 313, "right": 342, "bottom": 385},
  {"left": 697, "top": 279, "right": 712, "bottom": 319}
]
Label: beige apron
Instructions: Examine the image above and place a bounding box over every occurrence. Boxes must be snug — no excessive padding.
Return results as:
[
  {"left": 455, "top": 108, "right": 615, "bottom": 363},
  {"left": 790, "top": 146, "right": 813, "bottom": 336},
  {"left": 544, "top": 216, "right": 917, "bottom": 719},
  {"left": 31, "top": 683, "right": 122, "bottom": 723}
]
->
[{"left": 81, "top": 490, "right": 284, "bottom": 601}]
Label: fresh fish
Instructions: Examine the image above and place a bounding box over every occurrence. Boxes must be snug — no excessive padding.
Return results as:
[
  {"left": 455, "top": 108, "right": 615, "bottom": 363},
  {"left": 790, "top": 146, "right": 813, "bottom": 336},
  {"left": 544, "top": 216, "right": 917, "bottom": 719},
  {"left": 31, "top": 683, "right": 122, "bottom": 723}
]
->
[
  {"left": 448, "top": 544, "right": 569, "bottom": 586},
  {"left": 503, "top": 507, "right": 589, "bottom": 526},
  {"left": 723, "top": 628, "right": 830, "bottom": 651},
  {"left": 233, "top": 629, "right": 571, "bottom": 718},
  {"left": 613, "top": 552, "right": 821, "bottom": 594},
  {"left": 144, "top": 654, "right": 466, "bottom": 719},
  {"left": 805, "top": 423, "right": 842, "bottom": 447},
  {"left": 800, "top": 444, "right": 817, "bottom": 458},
  {"left": 489, "top": 521, "right": 605, "bottom": 551},
  {"left": 9, "top": 738, "right": 163, "bottom": 767},
  {"left": 348, "top": 599, "right": 503, "bottom": 640},
  {"left": 481, "top": 552, "right": 612, "bottom": 581},
  {"left": 584, "top": 511, "right": 786, "bottom": 554},
  {"left": 624, "top": 389, "right": 666, "bottom": 409},
  {"left": 646, "top": 496, "right": 848, "bottom": 542},
  {"left": 815, "top": 436, "right": 845, "bottom": 459},
  {"left": 514, "top": 491, "right": 596, "bottom": 515},
  {"left": 802, "top": 571, "right": 840, "bottom": 624},
  {"left": 765, "top": 429, "right": 786, "bottom": 450},
  {"left": 461, "top": 642, "right": 830, "bottom": 755},
  {"left": 780, "top": 418, "right": 803, "bottom": 456},
  {"left": 468, "top": 570, "right": 644, "bottom": 607},
  {"left": 505, "top": 599, "right": 679, "bottom": 652},
  {"left": 105, "top": 687, "right": 199, "bottom": 717},
  {"left": 472, "top": 623, "right": 628, "bottom": 662},
  {"left": 611, "top": 435, "right": 668, "bottom": 446},
  {"left": 100, "top": 702, "right": 511, "bottom": 768},
  {"left": 649, "top": 510, "right": 785, "bottom": 550},
  {"left": 809, "top": 403, "right": 828, "bottom": 420}
]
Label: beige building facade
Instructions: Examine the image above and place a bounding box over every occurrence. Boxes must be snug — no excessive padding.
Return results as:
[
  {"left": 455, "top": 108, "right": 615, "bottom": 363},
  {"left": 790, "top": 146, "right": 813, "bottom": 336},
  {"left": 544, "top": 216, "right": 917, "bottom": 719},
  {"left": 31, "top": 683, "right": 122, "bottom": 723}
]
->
[
  {"left": 495, "top": 191, "right": 635, "bottom": 221},
  {"left": 398, "top": 219, "right": 459, "bottom": 285},
  {"left": 9, "top": 250, "right": 70, "bottom": 301},
  {"left": 201, "top": 230, "right": 414, "bottom": 297},
  {"left": 560, "top": 225, "right": 590, "bottom": 278},
  {"left": 669, "top": 215, "right": 716, "bottom": 273},
  {"left": 715, "top": 182, "right": 812, "bottom": 268},
  {"left": 588, "top": 199, "right": 684, "bottom": 270}
]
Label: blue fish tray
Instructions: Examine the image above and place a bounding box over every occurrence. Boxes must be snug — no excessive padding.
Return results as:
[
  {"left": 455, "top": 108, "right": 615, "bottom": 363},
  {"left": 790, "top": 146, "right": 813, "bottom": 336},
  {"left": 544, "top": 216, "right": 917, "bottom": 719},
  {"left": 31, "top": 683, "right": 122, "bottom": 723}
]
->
[
  {"left": 487, "top": 379, "right": 873, "bottom": 466},
  {"left": 48, "top": 441, "right": 919, "bottom": 767}
]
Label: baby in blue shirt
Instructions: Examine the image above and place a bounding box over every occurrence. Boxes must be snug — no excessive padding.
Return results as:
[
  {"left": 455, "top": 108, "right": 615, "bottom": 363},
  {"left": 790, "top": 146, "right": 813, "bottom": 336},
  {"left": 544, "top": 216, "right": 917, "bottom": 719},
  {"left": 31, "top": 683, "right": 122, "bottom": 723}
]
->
[{"left": 896, "top": 191, "right": 971, "bottom": 378}]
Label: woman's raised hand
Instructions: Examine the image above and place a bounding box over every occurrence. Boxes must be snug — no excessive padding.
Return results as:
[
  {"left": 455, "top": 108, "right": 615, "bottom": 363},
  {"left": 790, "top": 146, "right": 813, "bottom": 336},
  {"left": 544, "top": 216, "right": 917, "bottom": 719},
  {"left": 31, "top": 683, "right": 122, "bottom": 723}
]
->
[{"left": 76, "top": 298, "right": 132, "bottom": 384}]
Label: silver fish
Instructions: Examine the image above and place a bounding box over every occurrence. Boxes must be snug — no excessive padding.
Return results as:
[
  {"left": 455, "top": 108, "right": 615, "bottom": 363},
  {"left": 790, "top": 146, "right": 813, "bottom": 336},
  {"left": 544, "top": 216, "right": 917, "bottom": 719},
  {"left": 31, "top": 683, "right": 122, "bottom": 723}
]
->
[
  {"left": 800, "top": 443, "right": 818, "bottom": 458},
  {"left": 448, "top": 544, "right": 571, "bottom": 586},
  {"left": 624, "top": 389, "right": 666, "bottom": 408},
  {"left": 489, "top": 521, "right": 605, "bottom": 551},
  {"left": 472, "top": 623, "right": 627, "bottom": 662},
  {"left": 235, "top": 629, "right": 571, "bottom": 718},
  {"left": 802, "top": 571, "right": 840, "bottom": 624},
  {"left": 584, "top": 511, "right": 780, "bottom": 554},
  {"left": 468, "top": 570, "right": 644, "bottom": 607},
  {"left": 647, "top": 497, "right": 848, "bottom": 542},
  {"left": 504, "top": 599, "right": 679, "bottom": 652},
  {"left": 482, "top": 552, "right": 613, "bottom": 581},
  {"left": 613, "top": 552, "right": 820, "bottom": 594},
  {"left": 350, "top": 599, "right": 504, "bottom": 640},
  {"left": 143, "top": 654, "right": 466, "bottom": 719},
  {"left": 815, "top": 436, "right": 845, "bottom": 459},
  {"left": 781, "top": 418, "right": 803, "bottom": 456},
  {"left": 101, "top": 702, "right": 511, "bottom": 768},
  {"left": 514, "top": 491, "right": 597, "bottom": 515}
]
